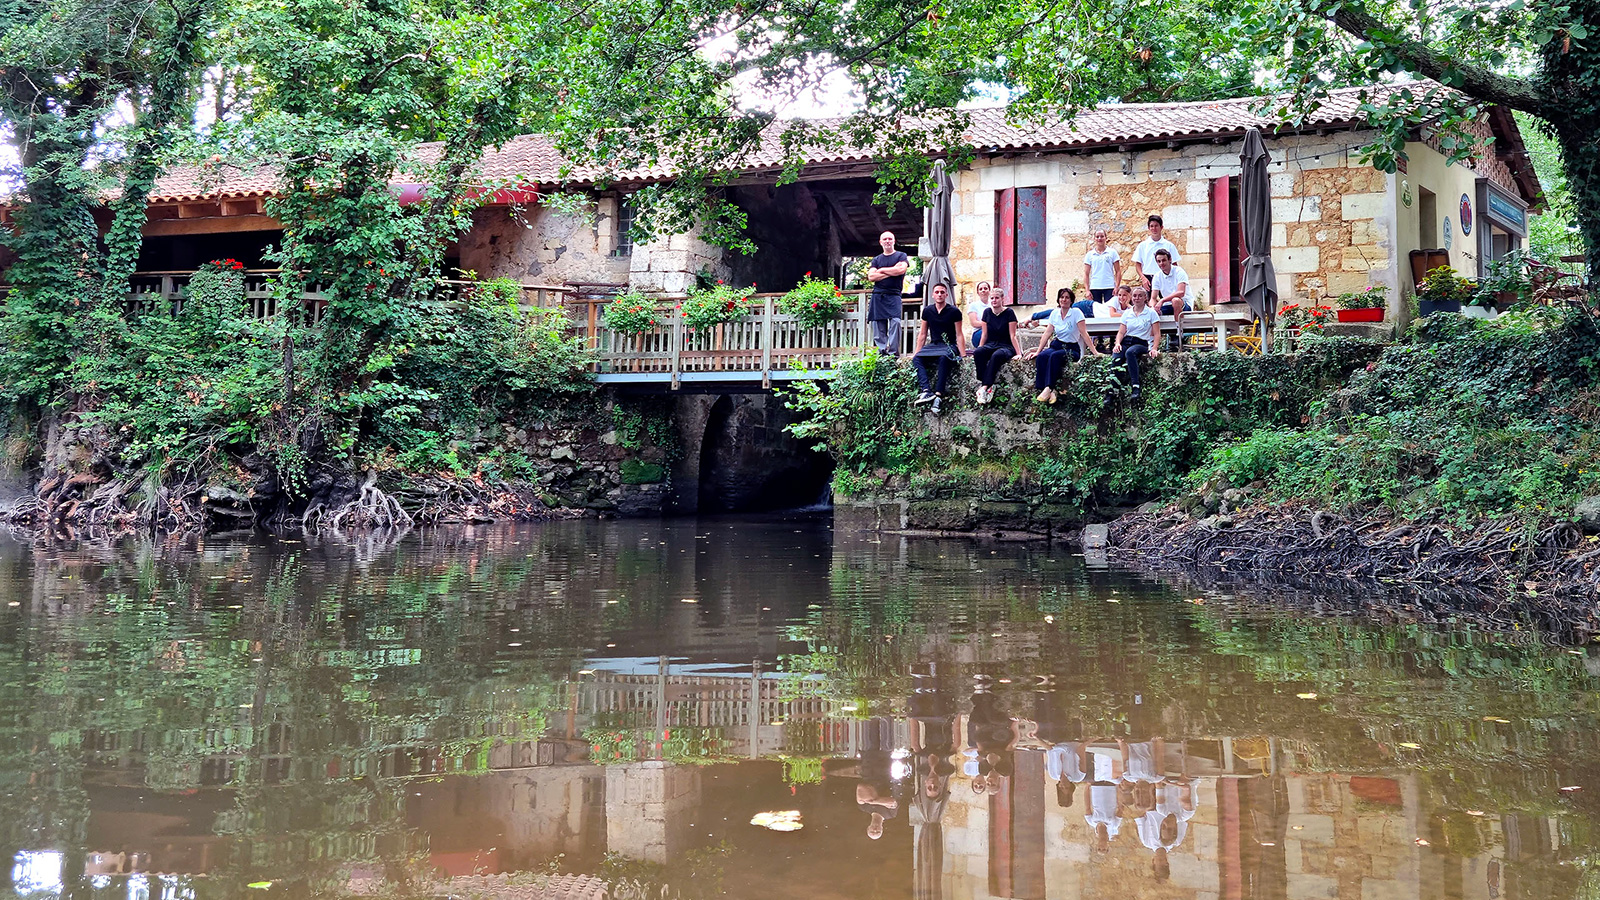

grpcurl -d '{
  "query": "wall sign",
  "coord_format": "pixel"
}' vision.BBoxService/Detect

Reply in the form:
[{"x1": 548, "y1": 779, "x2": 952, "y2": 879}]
[
  {"x1": 1486, "y1": 189, "x2": 1528, "y2": 235},
  {"x1": 1443, "y1": 216, "x2": 1453, "y2": 252},
  {"x1": 1459, "y1": 193, "x2": 1473, "y2": 236},
  {"x1": 1401, "y1": 180, "x2": 1413, "y2": 208}
]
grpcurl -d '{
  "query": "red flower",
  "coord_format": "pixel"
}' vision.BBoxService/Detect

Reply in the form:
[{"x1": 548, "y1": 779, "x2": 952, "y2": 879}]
[{"x1": 805, "y1": 271, "x2": 812, "y2": 277}]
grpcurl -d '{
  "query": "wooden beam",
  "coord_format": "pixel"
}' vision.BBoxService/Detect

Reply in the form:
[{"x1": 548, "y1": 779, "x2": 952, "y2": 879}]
[
  {"x1": 220, "y1": 197, "x2": 263, "y2": 216},
  {"x1": 177, "y1": 202, "x2": 221, "y2": 219},
  {"x1": 142, "y1": 215, "x2": 283, "y2": 236}
]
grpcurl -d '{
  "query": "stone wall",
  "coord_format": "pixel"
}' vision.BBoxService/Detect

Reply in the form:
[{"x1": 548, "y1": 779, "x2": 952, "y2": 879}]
[
  {"x1": 949, "y1": 132, "x2": 1400, "y2": 315},
  {"x1": 457, "y1": 199, "x2": 630, "y2": 286},
  {"x1": 494, "y1": 398, "x2": 672, "y2": 517},
  {"x1": 629, "y1": 224, "x2": 732, "y2": 294}
]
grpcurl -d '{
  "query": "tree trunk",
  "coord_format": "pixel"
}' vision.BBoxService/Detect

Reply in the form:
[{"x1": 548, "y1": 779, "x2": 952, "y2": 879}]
[{"x1": 1536, "y1": 2, "x2": 1600, "y2": 283}]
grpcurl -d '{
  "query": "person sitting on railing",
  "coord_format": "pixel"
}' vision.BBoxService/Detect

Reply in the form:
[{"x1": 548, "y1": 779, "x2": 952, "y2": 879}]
[
  {"x1": 1149, "y1": 249, "x2": 1191, "y2": 349},
  {"x1": 912, "y1": 283, "x2": 967, "y2": 415},
  {"x1": 1022, "y1": 287, "x2": 1100, "y2": 404},
  {"x1": 973, "y1": 290, "x2": 1019, "y2": 405},
  {"x1": 1112, "y1": 286, "x2": 1161, "y2": 401},
  {"x1": 866, "y1": 231, "x2": 910, "y2": 357}
]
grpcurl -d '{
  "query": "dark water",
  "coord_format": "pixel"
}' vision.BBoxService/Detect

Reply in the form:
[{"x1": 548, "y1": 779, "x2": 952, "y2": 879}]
[{"x1": 3, "y1": 516, "x2": 1600, "y2": 900}]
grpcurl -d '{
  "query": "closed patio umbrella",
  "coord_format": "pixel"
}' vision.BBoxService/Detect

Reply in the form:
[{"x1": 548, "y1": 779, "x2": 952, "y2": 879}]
[
  {"x1": 923, "y1": 160, "x2": 956, "y2": 295},
  {"x1": 1238, "y1": 127, "x2": 1278, "y2": 350}
]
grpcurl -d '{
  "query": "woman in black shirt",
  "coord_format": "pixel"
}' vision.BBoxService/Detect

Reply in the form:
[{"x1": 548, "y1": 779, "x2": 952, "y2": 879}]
[{"x1": 973, "y1": 294, "x2": 1018, "y2": 404}]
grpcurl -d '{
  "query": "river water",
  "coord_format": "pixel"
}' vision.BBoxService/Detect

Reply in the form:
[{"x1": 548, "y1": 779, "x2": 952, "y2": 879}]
[{"x1": 2, "y1": 515, "x2": 1599, "y2": 900}]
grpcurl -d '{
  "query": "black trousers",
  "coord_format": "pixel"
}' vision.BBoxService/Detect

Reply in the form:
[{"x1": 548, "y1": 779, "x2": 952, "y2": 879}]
[
  {"x1": 1114, "y1": 336, "x2": 1151, "y2": 387},
  {"x1": 974, "y1": 344, "x2": 1016, "y2": 386},
  {"x1": 913, "y1": 345, "x2": 958, "y2": 394},
  {"x1": 1033, "y1": 340, "x2": 1081, "y2": 389}
]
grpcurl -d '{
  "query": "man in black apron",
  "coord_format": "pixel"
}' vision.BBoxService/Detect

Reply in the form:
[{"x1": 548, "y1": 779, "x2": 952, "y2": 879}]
[{"x1": 866, "y1": 230, "x2": 909, "y2": 356}]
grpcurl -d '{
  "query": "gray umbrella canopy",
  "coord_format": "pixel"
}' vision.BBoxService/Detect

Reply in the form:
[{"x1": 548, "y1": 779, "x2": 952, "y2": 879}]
[
  {"x1": 1238, "y1": 128, "x2": 1279, "y2": 337},
  {"x1": 923, "y1": 160, "x2": 956, "y2": 295}
]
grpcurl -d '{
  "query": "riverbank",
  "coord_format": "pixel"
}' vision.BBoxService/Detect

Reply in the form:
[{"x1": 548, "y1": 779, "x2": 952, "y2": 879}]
[{"x1": 802, "y1": 306, "x2": 1600, "y2": 628}]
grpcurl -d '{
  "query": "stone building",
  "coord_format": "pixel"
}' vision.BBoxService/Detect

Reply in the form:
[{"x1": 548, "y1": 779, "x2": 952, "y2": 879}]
[{"x1": 124, "y1": 83, "x2": 1540, "y2": 324}]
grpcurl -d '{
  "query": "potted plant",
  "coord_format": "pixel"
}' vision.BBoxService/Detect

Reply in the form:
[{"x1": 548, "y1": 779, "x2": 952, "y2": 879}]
[
  {"x1": 600, "y1": 292, "x2": 662, "y2": 336},
  {"x1": 778, "y1": 273, "x2": 845, "y2": 328},
  {"x1": 1334, "y1": 285, "x2": 1387, "y2": 323},
  {"x1": 1417, "y1": 266, "x2": 1473, "y2": 316},
  {"x1": 681, "y1": 281, "x2": 756, "y2": 331},
  {"x1": 1278, "y1": 301, "x2": 1335, "y2": 335},
  {"x1": 1475, "y1": 250, "x2": 1535, "y2": 312}
]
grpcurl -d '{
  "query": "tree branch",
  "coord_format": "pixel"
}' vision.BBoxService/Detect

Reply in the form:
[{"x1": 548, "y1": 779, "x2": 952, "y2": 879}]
[{"x1": 1325, "y1": 3, "x2": 1548, "y2": 117}]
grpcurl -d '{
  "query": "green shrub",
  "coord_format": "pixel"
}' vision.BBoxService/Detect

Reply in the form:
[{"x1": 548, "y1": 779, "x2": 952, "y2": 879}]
[{"x1": 778, "y1": 277, "x2": 845, "y2": 328}]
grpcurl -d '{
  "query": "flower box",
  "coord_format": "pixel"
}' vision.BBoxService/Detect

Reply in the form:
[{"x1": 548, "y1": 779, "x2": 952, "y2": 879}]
[{"x1": 1335, "y1": 307, "x2": 1384, "y2": 323}]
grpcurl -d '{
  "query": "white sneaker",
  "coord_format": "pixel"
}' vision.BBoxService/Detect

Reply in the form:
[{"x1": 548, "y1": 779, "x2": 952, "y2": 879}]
[
  {"x1": 976, "y1": 385, "x2": 986, "y2": 403},
  {"x1": 913, "y1": 390, "x2": 935, "y2": 406}
]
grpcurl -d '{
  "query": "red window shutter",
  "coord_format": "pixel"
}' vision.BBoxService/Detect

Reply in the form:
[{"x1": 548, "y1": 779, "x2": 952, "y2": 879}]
[
  {"x1": 995, "y1": 188, "x2": 1016, "y2": 301},
  {"x1": 1016, "y1": 187, "x2": 1047, "y2": 306},
  {"x1": 1211, "y1": 176, "x2": 1233, "y2": 304}
]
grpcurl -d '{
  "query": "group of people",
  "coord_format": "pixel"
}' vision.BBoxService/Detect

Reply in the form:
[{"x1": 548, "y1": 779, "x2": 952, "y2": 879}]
[
  {"x1": 863, "y1": 216, "x2": 1195, "y2": 411},
  {"x1": 840, "y1": 677, "x2": 1203, "y2": 882}
]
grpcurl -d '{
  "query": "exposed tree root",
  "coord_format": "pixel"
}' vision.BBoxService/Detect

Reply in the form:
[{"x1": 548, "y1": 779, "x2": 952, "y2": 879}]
[{"x1": 1110, "y1": 502, "x2": 1600, "y2": 641}]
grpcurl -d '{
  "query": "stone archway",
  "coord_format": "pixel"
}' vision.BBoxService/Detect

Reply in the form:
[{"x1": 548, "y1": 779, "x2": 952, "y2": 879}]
[{"x1": 667, "y1": 392, "x2": 832, "y2": 515}]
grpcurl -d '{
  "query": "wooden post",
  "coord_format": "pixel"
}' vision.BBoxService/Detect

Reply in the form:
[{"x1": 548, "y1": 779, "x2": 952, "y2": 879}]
[
  {"x1": 671, "y1": 313, "x2": 683, "y2": 391},
  {"x1": 586, "y1": 298, "x2": 599, "y2": 352},
  {"x1": 761, "y1": 296, "x2": 774, "y2": 389},
  {"x1": 856, "y1": 296, "x2": 869, "y2": 349}
]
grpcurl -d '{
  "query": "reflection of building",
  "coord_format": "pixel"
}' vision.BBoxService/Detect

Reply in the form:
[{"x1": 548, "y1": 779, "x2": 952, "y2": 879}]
[{"x1": 932, "y1": 731, "x2": 1567, "y2": 900}]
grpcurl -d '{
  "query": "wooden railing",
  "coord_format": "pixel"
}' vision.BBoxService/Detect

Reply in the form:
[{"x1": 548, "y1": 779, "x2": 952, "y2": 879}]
[
  {"x1": 570, "y1": 290, "x2": 896, "y2": 388},
  {"x1": 1, "y1": 274, "x2": 1261, "y2": 387}
]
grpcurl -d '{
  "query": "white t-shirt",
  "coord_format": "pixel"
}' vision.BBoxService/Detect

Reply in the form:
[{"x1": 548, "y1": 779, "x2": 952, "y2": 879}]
[
  {"x1": 1086, "y1": 784, "x2": 1123, "y2": 839},
  {"x1": 1124, "y1": 741, "x2": 1161, "y2": 783},
  {"x1": 1046, "y1": 743, "x2": 1089, "y2": 783},
  {"x1": 1121, "y1": 306, "x2": 1161, "y2": 342},
  {"x1": 1046, "y1": 306, "x2": 1086, "y2": 343},
  {"x1": 966, "y1": 300, "x2": 987, "y2": 328},
  {"x1": 1093, "y1": 299, "x2": 1123, "y2": 318},
  {"x1": 1133, "y1": 237, "x2": 1181, "y2": 276},
  {"x1": 1084, "y1": 248, "x2": 1121, "y2": 289},
  {"x1": 1150, "y1": 265, "x2": 1191, "y2": 303}
]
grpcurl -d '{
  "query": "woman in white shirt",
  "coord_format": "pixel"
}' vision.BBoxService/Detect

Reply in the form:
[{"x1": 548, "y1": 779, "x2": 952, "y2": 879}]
[
  {"x1": 1112, "y1": 286, "x2": 1161, "y2": 401},
  {"x1": 965, "y1": 281, "x2": 991, "y2": 353},
  {"x1": 1021, "y1": 287, "x2": 1100, "y2": 404},
  {"x1": 1083, "y1": 229, "x2": 1122, "y2": 306}
]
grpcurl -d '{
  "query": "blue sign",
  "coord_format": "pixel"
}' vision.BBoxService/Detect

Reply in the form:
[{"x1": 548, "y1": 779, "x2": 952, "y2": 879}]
[
  {"x1": 1459, "y1": 194, "x2": 1473, "y2": 236},
  {"x1": 1487, "y1": 190, "x2": 1527, "y2": 234},
  {"x1": 1443, "y1": 216, "x2": 1453, "y2": 252}
]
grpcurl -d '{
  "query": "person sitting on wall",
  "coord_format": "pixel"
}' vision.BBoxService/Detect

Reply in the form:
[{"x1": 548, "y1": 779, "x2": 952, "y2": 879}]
[
  {"x1": 1022, "y1": 287, "x2": 1100, "y2": 404},
  {"x1": 1085, "y1": 228, "x2": 1124, "y2": 307},
  {"x1": 1149, "y1": 249, "x2": 1192, "y2": 348},
  {"x1": 866, "y1": 231, "x2": 910, "y2": 357},
  {"x1": 973, "y1": 289, "x2": 1019, "y2": 405},
  {"x1": 1132, "y1": 215, "x2": 1180, "y2": 288},
  {"x1": 1112, "y1": 286, "x2": 1161, "y2": 401},
  {"x1": 1031, "y1": 287, "x2": 1095, "y2": 322},
  {"x1": 912, "y1": 283, "x2": 967, "y2": 415},
  {"x1": 965, "y1": 281, "x2": 992, "y2": 352}
]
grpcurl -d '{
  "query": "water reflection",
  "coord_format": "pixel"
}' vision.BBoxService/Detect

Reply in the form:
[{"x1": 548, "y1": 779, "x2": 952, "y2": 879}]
[{"x1": 0, "y1": 519, "x2": 1597, "y2": 899}]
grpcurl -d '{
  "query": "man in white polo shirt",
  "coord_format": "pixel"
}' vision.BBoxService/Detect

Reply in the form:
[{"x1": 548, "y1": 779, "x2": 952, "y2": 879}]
[
  {"x1": 1149, "y1": 249, "x2": 1191, "y2": 349},
  {"x1": 1132, "y1": 214, "x2": 1181, "y2": 287}
]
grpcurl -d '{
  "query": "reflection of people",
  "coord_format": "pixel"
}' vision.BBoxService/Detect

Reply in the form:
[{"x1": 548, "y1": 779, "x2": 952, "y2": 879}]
[
  {"x1": 1085, "y1": 778, "x2": 1125, "y2": 851},
  {"x1": 867, "y1": 231, "x2": 910, "y2": 356},
  {"x1": 967, "y1": 684, "x2": 1016, "y2": 795},
  {"x1": 857, "y1": 716, "x2": 900, "y2": 839},
  {"x1": 1137, "y1": 778, "x2": 1198, "y2": 882},
  {"x1": 909, "y1": 677, "x2": 954, "y2": 900}
]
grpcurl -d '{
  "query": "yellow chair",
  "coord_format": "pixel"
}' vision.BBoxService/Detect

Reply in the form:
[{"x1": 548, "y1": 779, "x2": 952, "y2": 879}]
[{"x1": 1226, "y1": 319, "x2": 1263, "y2": 355}]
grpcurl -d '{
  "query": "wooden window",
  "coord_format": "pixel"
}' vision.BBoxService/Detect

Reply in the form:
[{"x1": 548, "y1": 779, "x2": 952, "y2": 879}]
[{"x1": 613, "y1": 195, "x2": 637, "y2": 257}]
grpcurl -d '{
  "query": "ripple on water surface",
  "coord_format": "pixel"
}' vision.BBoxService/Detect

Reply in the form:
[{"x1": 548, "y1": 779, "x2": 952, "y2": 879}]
[{"x1": 2, "y1": 516, "x2": 1599, "y2": 899}]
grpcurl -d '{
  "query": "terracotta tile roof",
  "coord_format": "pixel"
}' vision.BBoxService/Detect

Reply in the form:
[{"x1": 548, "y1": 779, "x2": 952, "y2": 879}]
[{"x1": 145, "y1": 84, "x2": 1392, "y2": 203}]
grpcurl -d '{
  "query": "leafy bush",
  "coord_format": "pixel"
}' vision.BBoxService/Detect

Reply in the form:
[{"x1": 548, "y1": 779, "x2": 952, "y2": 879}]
[
  {"x1": 601, "y1": 292, "x2": 662, "y2": 335},
  {"x1": 681, "y1": 283, "x2": 755, "y2": 330},
  {"x1": 778, "y1": 276, "x2": 845, "y2": 328},
  {"x1": 1195, "y1": 306, "x2": 1600, "y2": 524},
  {"x1": 785, "y1": 337, "x2": 1382, "y2": 505}
]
